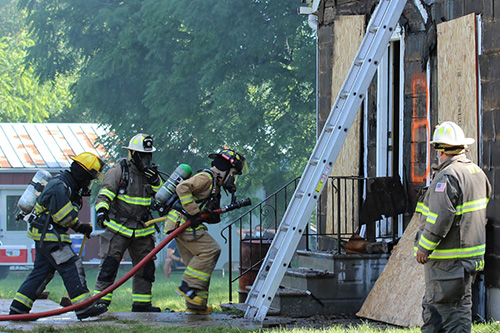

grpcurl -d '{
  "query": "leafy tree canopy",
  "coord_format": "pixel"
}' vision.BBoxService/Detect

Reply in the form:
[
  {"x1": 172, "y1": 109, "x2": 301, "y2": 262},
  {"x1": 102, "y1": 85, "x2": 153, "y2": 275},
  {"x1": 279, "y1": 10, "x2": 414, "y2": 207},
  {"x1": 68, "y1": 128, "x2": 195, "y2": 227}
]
[
  {"x1": 0, "y1": 0, "x2": 74, "y2": 123},
  {"x1": 0, "y1": 31, "x2": 74, "y2": 122},
  {"x1": 20, "y1": 0, "x2": 316, "y2": 194}
]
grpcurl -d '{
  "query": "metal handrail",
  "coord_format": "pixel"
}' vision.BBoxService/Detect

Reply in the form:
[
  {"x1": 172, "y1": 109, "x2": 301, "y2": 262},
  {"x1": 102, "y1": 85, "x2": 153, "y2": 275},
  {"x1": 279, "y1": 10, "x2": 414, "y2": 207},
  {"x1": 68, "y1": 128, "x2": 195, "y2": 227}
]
[
  {"x1": 222, "y1": 175, "x2": 405, "y2": 303},
  {"x1": 221, "y1": 177, "x2": 300, "y2": 303},
  {"x1": 220, "y1": 177, "x2": 301, "y2": 240}
]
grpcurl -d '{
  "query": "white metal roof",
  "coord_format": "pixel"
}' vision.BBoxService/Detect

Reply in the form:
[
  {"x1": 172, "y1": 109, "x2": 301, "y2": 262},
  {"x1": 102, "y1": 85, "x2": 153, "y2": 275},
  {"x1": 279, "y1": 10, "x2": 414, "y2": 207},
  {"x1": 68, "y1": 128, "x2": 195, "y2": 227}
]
[{"x1": 0, "y1": 123, "x2": 107, "y2": 169}]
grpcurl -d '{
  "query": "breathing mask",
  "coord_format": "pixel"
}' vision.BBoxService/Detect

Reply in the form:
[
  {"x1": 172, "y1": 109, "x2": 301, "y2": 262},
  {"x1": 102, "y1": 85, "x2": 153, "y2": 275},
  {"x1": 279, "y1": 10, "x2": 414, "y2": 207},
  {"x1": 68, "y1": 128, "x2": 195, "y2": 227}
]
[{"x1": 131, "y1": 151, "x2": 153, "y2": 171}]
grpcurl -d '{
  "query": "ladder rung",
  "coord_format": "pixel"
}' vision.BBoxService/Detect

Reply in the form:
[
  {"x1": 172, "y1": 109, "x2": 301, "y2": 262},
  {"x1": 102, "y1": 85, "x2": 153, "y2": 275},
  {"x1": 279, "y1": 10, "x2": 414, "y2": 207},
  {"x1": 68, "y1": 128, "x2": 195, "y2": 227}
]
[
  {"x1": 295, "y1": 192, "x2": 304, "y2": 198},
  {"x1": 279, "y1": 225, "x2": 289, "y2": 232},
  {"x1": 324, "y1": 126, "x2": 334, "y2": 132},
  {"x1": 354, "y1": 59, "x2": 364, "y2": 66},
  {"x1": 339, "y1": 92, "x2": 349, "y2": 99},
  {"x1": 310, "y1": 159, "x2": 319, "y2": 165},
  {"x1": 369, "y1": 26, "x2": 379, "y2": 33}
]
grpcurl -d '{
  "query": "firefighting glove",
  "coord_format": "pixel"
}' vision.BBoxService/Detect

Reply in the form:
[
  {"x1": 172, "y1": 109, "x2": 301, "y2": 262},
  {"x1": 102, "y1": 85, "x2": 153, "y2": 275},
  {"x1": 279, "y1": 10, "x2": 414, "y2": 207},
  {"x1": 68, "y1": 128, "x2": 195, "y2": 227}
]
[
  {"x1": 205, "y1": 211, "x2": 221, "y2": 224},
  {"x1": 144, "y1": 165, "x2": 160, "y2": 186},
  {"x1": 188, "y1": 212, "x2": 203, "y2": 228},
  {"x1": 73, "y1": 221, "x2": 93, "y2": 238},
  {"x1": 96, "y1": 208, "x2": 109, "y2": 229}
]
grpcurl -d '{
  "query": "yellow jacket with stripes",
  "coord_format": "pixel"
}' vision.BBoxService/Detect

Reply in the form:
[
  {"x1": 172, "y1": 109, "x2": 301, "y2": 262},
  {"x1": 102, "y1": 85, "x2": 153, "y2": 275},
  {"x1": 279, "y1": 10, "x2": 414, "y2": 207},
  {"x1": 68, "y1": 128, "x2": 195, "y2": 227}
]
[
  {"x1": 95, "y1": 159, "x2": 162, "y2": 238},
  {"x1": 415, "y1": 154, "x2": 491, "y2": 269},
  {"x1": 163, "y1": 167, "x2": 221, "y2": 233}
]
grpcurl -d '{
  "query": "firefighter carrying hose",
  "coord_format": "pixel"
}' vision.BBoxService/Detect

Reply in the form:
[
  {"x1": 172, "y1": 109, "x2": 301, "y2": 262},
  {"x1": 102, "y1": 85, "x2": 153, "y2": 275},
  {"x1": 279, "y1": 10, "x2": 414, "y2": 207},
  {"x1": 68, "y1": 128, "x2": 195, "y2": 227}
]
[
  {"x1": 164, "y1": 149, "x2": 248, "y2": 314},
  {"x1": 9, "y1": 152, "x2": 107, "y2": 320},
  {"x1": 414, "y1": 121, "x2": 491, "y2": 332},
  {"x1": 93, "y1": 134, "x2": 163, "y2": 312}
]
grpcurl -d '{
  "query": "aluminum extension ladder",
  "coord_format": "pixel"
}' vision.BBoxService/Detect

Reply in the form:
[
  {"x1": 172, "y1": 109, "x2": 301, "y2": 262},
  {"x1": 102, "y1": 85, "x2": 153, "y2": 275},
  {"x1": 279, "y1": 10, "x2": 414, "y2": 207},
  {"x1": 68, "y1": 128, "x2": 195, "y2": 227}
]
[{"x1": 244, "y1": 0, "x2": 409, "y2": 322}]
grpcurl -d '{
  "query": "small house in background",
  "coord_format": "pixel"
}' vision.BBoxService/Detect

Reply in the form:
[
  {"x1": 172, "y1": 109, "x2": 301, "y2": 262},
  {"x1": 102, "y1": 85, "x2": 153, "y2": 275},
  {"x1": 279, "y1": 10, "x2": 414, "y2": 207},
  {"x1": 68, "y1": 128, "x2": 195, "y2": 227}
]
[{"x1": 0, "y1": 123, "x2": 107, "y2": 264}]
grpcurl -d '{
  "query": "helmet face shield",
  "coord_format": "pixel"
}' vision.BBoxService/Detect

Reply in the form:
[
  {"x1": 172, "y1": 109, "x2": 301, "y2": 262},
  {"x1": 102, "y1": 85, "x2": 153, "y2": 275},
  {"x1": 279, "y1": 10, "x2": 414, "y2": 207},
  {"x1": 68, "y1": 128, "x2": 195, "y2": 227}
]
[
  {"x1": 239, "y1": 160, "x2": 249, "y2": 175},
  {"x1": 223, "y1": 168, "x2": 239, "y2": 193}
]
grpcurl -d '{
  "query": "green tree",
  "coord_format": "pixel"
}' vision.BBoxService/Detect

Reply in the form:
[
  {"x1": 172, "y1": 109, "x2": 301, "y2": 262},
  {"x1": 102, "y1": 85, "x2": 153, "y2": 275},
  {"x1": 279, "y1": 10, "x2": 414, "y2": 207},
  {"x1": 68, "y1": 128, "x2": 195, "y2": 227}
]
[
  {"x1": 0, "y1": 0, "x2": 24, "y2": 37},
  {"x1": 20, "y1": 0, "x2": 316, "y2": 194},
  {"x1": 0, "y1": 31, "x2": 74, "y2": 122}
]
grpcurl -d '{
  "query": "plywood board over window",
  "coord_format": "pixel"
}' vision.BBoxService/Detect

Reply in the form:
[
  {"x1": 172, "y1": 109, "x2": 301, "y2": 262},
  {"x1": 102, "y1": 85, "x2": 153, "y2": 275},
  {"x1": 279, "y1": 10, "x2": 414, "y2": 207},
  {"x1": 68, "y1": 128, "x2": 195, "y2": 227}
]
[
  {"x1": 326, "y1": 15, "x2": 364, "y2": 237},
  {"x1": 437, "y1": 13, "x2": 478, "y2": 163}
]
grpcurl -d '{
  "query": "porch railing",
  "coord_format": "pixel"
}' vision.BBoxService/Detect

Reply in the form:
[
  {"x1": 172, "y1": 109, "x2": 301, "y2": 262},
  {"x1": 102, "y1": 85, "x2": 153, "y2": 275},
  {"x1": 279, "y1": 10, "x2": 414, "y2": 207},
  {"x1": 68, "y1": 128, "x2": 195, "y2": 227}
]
[
  {"x1": 220, "y1": 177, "x2": 300, "y2": 303},
  {"x1": 221, "y1": 175, "x2": 404, "y2": 303}
]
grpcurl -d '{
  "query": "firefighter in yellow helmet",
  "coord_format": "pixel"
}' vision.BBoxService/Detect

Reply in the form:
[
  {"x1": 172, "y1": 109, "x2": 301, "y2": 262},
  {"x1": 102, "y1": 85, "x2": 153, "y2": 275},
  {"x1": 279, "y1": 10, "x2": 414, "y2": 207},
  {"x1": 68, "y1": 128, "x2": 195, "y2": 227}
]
[
  {"x1": 10, "y1": 152, "x2": 107, "y2": 320},
  {"x1": 93, "y1": 134, "x2": 163, "y2": 312},
  {"x1": 414, "y1": 122, "x2": 491, "y2": 332},
  {"x1": 164, "y1": 149, "x2": 247, "y2": 314}
]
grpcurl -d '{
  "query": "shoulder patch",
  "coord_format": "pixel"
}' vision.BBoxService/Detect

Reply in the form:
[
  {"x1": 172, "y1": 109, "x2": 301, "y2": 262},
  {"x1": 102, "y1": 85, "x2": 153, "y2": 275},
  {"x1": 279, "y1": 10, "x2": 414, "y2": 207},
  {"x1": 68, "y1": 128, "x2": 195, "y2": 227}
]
[{"x1": 435, "y1": 182, "x2": 447, "y2": 192}]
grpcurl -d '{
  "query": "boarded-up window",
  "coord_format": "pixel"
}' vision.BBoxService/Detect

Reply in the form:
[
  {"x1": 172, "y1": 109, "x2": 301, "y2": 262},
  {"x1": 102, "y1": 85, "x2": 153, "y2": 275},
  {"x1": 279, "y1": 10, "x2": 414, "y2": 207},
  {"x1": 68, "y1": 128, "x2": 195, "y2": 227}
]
[
  {"x1": 437, "y1": 13, "x2": 478, "y2": 162},
  {"x1": 326, "y1": 15, "x2": 365, "y2": 236}
]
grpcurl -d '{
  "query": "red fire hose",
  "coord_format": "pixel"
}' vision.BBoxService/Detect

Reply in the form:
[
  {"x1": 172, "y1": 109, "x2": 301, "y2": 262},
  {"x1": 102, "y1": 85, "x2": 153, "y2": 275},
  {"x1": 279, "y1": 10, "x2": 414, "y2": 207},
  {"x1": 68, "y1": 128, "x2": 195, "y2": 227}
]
[
  {"x1": 0, "y1": 198, "x2": 250, "y2": 321},
  {"x1": 0, "y1": 222, "x2": 190, "y2": 321}
]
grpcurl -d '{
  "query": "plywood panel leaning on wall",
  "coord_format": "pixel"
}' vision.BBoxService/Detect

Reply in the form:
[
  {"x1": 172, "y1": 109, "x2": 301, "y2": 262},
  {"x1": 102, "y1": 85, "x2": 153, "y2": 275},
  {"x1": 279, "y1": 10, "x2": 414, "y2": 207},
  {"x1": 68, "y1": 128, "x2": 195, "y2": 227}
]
[{"x1": 357, "y1": 209, "x2": 425, "y2": 327}]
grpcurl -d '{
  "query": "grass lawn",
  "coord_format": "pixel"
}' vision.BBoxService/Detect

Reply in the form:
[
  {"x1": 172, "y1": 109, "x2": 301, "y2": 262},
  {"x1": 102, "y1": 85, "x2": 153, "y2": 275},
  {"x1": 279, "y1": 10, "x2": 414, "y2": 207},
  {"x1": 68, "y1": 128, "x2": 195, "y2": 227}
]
[
  {"x1": 1, "y1": 266, "x2": 499, "y2": 332},
  {"x1": 0, "y1": 265, "x2": 238, "y2": 313}
]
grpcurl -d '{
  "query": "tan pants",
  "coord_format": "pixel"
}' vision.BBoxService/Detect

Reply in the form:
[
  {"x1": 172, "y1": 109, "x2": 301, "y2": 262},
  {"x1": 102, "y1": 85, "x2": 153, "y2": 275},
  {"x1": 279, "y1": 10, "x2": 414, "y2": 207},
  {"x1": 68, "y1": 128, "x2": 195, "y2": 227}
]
[{"x1": 176, "y1": 227, "x2": 221, "y2": 307}]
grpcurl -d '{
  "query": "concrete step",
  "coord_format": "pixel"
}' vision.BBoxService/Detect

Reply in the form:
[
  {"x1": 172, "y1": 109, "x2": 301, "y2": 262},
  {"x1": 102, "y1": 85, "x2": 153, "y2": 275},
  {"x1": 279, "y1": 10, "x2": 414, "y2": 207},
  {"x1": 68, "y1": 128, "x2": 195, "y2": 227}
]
[
  {"x1": 272, "y1": 252, "x2": 390, "y2": 317},
  {"x1": 271, "y1": 285, "x2": 362, "y2": 316},
  {"x1": 220, "y1": 302, "x2": 280, "y2": 316},
  {"x1": 296, "y1": 250, "x2": 389, "y2": 273}
]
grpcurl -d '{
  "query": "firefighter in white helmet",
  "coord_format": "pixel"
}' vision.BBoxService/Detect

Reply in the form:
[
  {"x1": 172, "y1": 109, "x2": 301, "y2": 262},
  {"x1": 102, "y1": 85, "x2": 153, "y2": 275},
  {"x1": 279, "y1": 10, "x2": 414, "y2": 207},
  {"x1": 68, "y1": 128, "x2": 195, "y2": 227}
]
[
  {"x1": 164, "y1": 149, "x2": 248, "y2": 314},
  {"x1": 414, "y1": 121, "x2": 491, "y2": 332},
  {"x1": 10, "y1": 152, "x2": 107, "y2": 320},
  {"x1": 93, "y1": 134, "x2": 163, "y2": 312}
]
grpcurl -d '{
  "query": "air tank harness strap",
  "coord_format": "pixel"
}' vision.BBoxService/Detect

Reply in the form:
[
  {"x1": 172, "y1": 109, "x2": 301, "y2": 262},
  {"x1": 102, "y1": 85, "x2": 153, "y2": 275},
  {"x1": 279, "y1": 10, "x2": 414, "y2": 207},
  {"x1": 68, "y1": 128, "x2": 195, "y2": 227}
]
[{"x1": 191, "y1": 168, "x2": 217, "y2": 240}]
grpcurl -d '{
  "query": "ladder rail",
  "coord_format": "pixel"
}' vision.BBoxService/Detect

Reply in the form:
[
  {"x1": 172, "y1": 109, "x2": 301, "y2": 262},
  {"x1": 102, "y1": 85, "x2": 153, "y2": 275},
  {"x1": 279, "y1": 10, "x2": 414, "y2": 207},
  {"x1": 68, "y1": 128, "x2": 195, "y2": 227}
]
[{"x1": 244, "y1": 0, "x2": 408, "y2": 322}]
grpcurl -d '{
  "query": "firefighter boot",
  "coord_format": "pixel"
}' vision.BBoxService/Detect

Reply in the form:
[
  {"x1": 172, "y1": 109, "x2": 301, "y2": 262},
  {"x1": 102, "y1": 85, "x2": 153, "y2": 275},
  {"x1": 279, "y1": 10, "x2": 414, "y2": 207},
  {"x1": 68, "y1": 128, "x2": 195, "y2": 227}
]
[
  {"x1": 9, "y1": 308, "x2": 36, "y2": 321},
  {"x1": 176, "y1": 281, "x2": 204, "y2": 306},
  {"x1": 186, "y1": 305, "x2": 213, "y2": 314},
  {"x1": 131, "y1": 304, "x2": 162, "y2": 312},
  {"x1": 76, "y1": 303, "x2": 108, "y2": 320}
]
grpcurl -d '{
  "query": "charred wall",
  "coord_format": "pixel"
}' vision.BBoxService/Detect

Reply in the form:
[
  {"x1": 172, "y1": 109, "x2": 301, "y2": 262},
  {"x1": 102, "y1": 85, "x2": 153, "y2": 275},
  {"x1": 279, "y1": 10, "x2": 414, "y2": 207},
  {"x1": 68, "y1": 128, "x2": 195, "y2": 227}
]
[{"x1": 317, "y1": 0, "x2": 500, "y2": 288}]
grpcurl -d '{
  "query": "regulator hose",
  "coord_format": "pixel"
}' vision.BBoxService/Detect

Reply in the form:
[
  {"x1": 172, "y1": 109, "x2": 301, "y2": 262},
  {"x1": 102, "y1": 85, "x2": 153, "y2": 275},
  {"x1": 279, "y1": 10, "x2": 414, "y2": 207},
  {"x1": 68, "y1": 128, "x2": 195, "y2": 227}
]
[{"x1": 0, "y1": 222, "x2": 190, "y2": 322}]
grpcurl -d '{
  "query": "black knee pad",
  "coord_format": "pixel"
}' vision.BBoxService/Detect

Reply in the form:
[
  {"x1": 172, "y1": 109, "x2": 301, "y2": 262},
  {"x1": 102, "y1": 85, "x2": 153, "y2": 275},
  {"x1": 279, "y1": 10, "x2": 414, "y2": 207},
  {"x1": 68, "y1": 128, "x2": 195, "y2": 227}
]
[{"x1": 98, "y1": 257, "x2": 120, "y2": 282}]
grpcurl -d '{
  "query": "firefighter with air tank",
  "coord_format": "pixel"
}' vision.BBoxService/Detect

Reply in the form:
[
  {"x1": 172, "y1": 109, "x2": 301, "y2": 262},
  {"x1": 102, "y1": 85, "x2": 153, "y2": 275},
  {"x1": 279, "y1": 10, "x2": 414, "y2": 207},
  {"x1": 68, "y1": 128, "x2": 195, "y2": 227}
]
[
  {"x1": 163, "y1": 149, "x2": 248, "y2": 314},
  {"x1": 93, "y1": 133, "x2": 164, "y2": 312},
  {"x1": 10, "y1": 152, "x2": 107, "y2": 320}
]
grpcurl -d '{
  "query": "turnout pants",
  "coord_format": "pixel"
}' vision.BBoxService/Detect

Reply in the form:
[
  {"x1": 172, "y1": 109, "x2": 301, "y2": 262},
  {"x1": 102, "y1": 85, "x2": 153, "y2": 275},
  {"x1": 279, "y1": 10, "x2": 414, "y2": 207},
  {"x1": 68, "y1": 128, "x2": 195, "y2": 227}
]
[
  {"x1": 10, "y1": 241, "x2": 93, "y2": 317},
  {"x1": 422, "y1": 259, "x2": 475, "y2": 333},
  {"x1": 176, "y1": 228, "x2": 221, "y2": 308},
  {"x1": 94, "y1": 230, "x2": 156, "y2": 307}
]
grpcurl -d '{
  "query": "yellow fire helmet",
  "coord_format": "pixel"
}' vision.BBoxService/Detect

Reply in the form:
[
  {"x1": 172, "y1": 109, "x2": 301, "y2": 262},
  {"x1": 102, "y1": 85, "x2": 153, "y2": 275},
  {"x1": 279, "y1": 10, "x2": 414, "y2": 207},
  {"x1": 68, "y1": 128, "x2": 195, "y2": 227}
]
[{"x1": 70, "y1": 152, "x2": 105, "y2": 179}]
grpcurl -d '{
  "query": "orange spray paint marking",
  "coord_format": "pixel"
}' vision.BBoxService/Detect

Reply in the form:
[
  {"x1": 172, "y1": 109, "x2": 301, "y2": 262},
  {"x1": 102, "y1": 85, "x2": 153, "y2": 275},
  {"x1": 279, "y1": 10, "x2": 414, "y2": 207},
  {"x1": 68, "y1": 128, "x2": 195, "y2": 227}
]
[{"x1": 410, "y1": 73, "x2": 430, "y2": 184}]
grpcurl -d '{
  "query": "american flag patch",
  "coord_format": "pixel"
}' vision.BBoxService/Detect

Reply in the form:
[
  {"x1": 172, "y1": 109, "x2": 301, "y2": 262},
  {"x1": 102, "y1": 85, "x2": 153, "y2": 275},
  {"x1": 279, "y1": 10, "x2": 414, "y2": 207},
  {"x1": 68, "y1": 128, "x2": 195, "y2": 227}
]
[{"x1": 435, "y1": 182, "x2": 447, "y2": 192}]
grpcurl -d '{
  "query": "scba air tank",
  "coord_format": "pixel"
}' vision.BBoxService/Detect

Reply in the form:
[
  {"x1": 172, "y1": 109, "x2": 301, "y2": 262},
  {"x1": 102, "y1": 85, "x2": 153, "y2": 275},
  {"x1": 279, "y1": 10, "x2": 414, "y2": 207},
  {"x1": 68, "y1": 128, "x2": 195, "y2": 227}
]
[
  {"x1": 155, "y1": 164, "x2": 192, "y2": 204},
  {"x1": 17, "y1": 170, "x2": 52, "y2": 214}
]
